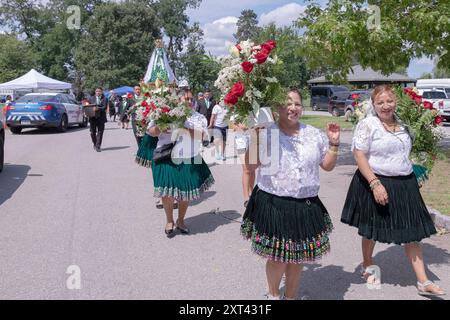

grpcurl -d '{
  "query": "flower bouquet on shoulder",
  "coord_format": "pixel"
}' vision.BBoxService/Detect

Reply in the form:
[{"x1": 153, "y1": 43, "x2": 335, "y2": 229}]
[
  {"x1": 214, "y1": 39, "x2": 285, "y2": 128},
  {"x1": 132, "y1": 79, "x2": 193, "y2": 136},
  {"x1": 351, "y1": 86, "x2": 445, "y2": 186}
]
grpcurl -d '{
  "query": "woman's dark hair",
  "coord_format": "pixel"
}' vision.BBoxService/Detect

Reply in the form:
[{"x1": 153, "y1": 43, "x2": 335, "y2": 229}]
[
  {"x1": 288, "y1": 87, "x2": 302, "y2": 101},
  {"x1": 95, "y1": 87, "x2": 103, "y2": 91}
]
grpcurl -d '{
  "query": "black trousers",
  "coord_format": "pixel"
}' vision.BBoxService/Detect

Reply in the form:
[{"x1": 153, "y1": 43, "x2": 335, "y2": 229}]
[
  {"x1": 131, "y1": 115, "x2": 142, "y2": 147},
  {"x1": 89, "y1": 118, "x2": 105, "y2": 148}
]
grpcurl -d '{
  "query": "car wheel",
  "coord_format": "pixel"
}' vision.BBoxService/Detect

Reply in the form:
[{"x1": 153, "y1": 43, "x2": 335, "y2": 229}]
[
  {"x1": 0, "y1": 133, "x2": 4, "y2": 173},
  {"x1": 79, "y1": 116, "x2": 88, "y2": 128},
  {"x1": 57, "y1": 114, "x2": 68, "y2": 133},
  {"x1": 332, "y1": 108, "x2": 340, "y2": 117},
  {"x1": 344, "y1": 109, "x2": 353, "y2": 122},
  {"x1": 10, "y1": 127, "x2": 22, "y2": 134}
]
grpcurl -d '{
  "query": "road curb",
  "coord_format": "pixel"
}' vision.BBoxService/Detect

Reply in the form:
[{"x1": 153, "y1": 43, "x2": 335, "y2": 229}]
[{"x1": 428, "y1": 206, "x2": 450, "y2": 231}]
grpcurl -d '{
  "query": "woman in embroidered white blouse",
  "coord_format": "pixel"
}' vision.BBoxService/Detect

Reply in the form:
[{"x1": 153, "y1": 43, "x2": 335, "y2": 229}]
[
  {"x1": 341, "y1": 85, "x2": 444, "y2": 296},
  {"x1": 240, "y1": 88, "x2": 340, "y2": 300}
]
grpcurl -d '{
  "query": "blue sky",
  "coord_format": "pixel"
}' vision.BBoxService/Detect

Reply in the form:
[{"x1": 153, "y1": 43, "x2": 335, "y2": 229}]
[{"x1": 186, "y1": 0, "x2": 435, "y2": 79}]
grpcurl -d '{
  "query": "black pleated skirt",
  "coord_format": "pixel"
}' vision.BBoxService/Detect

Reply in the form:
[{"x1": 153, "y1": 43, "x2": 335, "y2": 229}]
[
  {"x1": 341, "y1": 170, "x2": 437, "y2": 245},
  {"x1": 240, "y1": 185, "x2": 333, "y2": 264}
]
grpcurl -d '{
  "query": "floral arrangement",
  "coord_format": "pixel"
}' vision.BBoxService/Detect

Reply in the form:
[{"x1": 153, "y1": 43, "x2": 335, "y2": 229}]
[
  {"x1": 351, "y1": 86, "x2": 445, "y2": 185},
  {"x1": 132, "y1": 79, "x2": 192, "y2": 135},
  {"x1": 214, "y1": 39, "x2": 285, "y2": 125}
]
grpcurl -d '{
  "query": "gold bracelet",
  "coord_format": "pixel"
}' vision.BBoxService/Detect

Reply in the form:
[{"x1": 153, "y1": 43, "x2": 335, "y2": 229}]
[{"x1": 328, "y1": 149, "x2": 338, "y2": 155}]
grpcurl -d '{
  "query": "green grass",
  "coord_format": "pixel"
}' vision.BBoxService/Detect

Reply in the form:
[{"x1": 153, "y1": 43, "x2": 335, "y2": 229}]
[
  {"x1": 300, "y1": 115, "x2": 354, "y2": 130},
  {"x1": 421, "y1": 150, "x2": 450, "y2": 216}
]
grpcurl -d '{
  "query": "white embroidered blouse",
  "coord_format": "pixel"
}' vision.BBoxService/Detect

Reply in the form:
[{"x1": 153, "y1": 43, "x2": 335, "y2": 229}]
[
  {"x1": 352, "y1": 115, "x2": 413, "y2": 176},
  {"x1": 148, "y1": 111, "x2": 208, "y2": 159},
  {"x1": 257, "y1": 123, "x2": 329, "y2": 199}
]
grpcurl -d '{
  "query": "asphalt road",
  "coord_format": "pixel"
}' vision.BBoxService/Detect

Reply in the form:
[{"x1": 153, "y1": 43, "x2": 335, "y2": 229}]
[{"x1": 0, "y1": 121, "x2": 449, "y2": 300}]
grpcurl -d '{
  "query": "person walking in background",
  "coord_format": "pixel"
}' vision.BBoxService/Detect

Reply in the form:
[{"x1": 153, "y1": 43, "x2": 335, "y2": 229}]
[
  {"x1": 108, "y1": 91, "x2": 119, "y2": 122},
  {"x1": 341, "y1": 85, "x2": 445, "y2": 296},
  {"x1": 208, "y1": 100, "x2": 228, "y2": 161},
  {"x1": 88, "y1": 87, "x2": 108, "y2": 152},
  {"x1": 130, "y1": 85, "x2": 143, "y2": 146},
  {"x1": 120, "y1": 93, "x2": 132, "y2": 130}
]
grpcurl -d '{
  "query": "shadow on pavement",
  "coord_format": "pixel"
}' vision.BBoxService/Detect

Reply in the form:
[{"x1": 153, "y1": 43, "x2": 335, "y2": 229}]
[
  {"x1": 101, "y1": 146, "x2": 130, "y2": 152},
  {"x1": 190, "y1": 191, "x2": 216, "y2": 206},
  {"x1": 16, "y1": 126, "x2": 88, "y2": 135},
  {"x1": 184, "y1": 210, "x2": 241, "y2": 235},
  {"x1": 372, "y1": 242, "x2": 450, "y2": 288},
  {"x1": 294, "y1": 264, "x2": 354, "y2": 300},
  {"x1": 0, "y1": 164, "x2": 31, "y2": 207}
]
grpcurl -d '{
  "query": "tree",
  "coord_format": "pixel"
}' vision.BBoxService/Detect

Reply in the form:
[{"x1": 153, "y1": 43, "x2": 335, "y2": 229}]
[
  {"x1": 297, "y1": 0, "x2": 450, "y2": 82},
  {"x1": 234, "y1": 9, "x2": 261, "y2": 42},
  {"x1": 254, "y1": 23, "x2": 310, "y2": 89},
  {"x1": 74, "y1": 0, "x2": 161, "y2": 90},
  {"x1": 0, "y1": 34, "x2": 38, "y2": 83},
  {"x1": 154, "y1": 0, "x2": 201, "y2": 73},
  {"x1": 178, "y1": 23, "x2": 221, "y2": 93}
]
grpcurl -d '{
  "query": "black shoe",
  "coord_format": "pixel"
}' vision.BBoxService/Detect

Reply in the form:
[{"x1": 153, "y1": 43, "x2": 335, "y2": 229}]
[
  {"x1": 96, "y1": 147, "x2": 101, "y2": 152},
  {"x1": 165, "y1": 223, "x2": 176, "y2": 238},
  {"x1": 176, "y1": 225, "x2": 189, "y2": 234}
]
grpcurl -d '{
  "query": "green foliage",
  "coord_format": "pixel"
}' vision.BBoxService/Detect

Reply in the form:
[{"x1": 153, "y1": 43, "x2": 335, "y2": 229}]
[
  {"x1": 254, "y1": 23, "x2": 310, "y2": 89},
  {"x1": 178, "y1": 23, "x2": 221, "y2": 93},
  {"x1": 234, "y1": 9, "x2": 261, "y2": 42},
  {"x1": 297, "y1": 0, "x2": 450, "y2": 82},
  {"x1": 74, "y1": 0, "x2": 161, "y2": 90},
  {"x1": 0, "y1": 34, "x2": 38, "y2": 83}
]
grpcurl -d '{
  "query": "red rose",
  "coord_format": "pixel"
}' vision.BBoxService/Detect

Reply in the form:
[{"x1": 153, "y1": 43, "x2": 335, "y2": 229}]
[
  {"x1": 260, "y1": 43, "x2": 273, "y2": 53},
  {"x1": 230, "y1": 81, "x2": 245, "y2": 97},
  {"x1": 241, "y1": 61, "x2": 254, "y2": 73},
  {"x1": 150, "y1": 102, "x2": 156, "y2": 111},
  {"x1": 141, "y1": 100, "x2": 148, "y2": 107},
  {"x1": 161, "y1": 106, "x2": 170, "y2": 113},
  {"x1": 404, "y1": 87, "x2": 413, "y2": 94},
  {"x1": 127, "y1": 93, "x2": 133, "y2": 99},
  {"x1": 414, "y1": 95, "x2": 422, "y2": 105},
  {"x1": 144, "y1": 92, "x2": 150, "y2": 97},
  {"x1": 236, "y1": 44, "x2": 242, "y2": 51},
  {"x1": 266, "y1": 40, "x2": 276, "y2": 49},
  {"x1": 434, "y1": 115, "x2": 443, "y2": 125},
  {"x1": 423, "y1": 101, "x2": 433, "y2": 110},
  {"x1": 254, "y1": 49, "x2": 269, "y2": 64},
  {"x1": 351, "y1": 93, "x2": 360, "y2": 100},
  {"x1": 224, "y1": 93, "x2": 238, "y2": 105}
]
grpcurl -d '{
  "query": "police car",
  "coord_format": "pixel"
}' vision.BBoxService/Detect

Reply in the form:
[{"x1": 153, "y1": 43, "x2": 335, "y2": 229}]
[{"x1": 5, "y1": 93, "x2": 88, "y2": 134}]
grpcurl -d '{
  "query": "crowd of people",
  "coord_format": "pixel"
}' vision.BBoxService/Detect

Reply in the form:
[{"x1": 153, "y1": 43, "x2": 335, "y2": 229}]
[{"x1": 82, "y1": 82, "x2": 445, "y2": 299}]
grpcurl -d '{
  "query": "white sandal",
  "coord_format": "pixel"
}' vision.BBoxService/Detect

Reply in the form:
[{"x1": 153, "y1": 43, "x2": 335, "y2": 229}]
[
  {"x1": 360, "y1": 265, "x2": 381, "y2": 285},
  {"x1": 417, "y1": 280, "x2": 445, "y2": 296}
]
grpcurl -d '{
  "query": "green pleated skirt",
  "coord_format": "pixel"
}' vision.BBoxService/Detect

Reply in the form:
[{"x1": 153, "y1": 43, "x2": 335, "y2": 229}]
[
  {"x1": 241, "y1": 186, "x2": 333, "y2": 264},
  {"x1": 341, "y1": 170, "x2": 437, "y2": 245},
  {"x1": 135, "y1": 134, "x2": 158, "y2": 167},
  {"x1": 151, "y1": 155, "x2": 214, "y2": 201}
]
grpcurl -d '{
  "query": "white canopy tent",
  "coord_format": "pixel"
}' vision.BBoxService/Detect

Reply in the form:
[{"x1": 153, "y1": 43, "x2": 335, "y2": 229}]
[{"x1": 0, "y1": 69, "x2": 72, "y2": 90}]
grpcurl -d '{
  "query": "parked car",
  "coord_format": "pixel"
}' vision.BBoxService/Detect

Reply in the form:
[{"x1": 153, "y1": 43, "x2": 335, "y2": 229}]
[
  {"x1": 5, "y1": 93, "x2": 88, "y2": 134},
  {"x1": 417, "y1": 79, "x2": 450, "y2": 98},
  {"x1": 328, "y1": 90, "x2": 371, "y2": 119},
  {"x1": 310, "y1": 85, "x2": 350, "y2": 111},
  {"x1": 421, "y1": 89, "x2": 450, "y2": 122}
]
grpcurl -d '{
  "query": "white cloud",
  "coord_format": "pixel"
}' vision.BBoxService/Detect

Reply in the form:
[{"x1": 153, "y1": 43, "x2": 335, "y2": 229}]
[
  {"x1": 203, "y1": 16, "x2": 238, "y2": 56},
  {"x1": 259, "y1": 3, "x2": 306, "y2": 27}
]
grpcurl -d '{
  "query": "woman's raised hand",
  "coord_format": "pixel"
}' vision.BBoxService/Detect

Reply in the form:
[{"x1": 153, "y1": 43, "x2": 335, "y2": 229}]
[{"x1": 326, "y1": 122, "x2": 341, "y2": 145}]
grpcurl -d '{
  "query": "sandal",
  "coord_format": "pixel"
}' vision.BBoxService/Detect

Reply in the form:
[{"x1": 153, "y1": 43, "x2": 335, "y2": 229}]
[
  {"x1": 164, "y1": 222, "x2": 175, "y2": 238},
  {"x1": 360, "y1": 264, "x2": 381, "y2": 285},
  {"x1": 417, "y1": 280, "x2": 445, "y2": 297},
  {"x1": 176, "y1": 220, "x2": 189, "y2": 234},
  {"x1": 156, "y1": 200, "x2": 163, "y2": 209}
]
